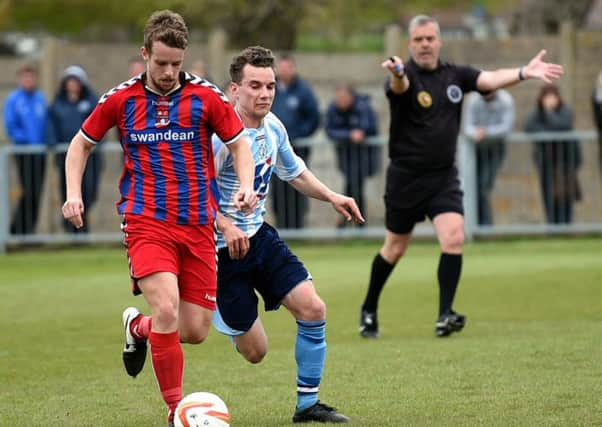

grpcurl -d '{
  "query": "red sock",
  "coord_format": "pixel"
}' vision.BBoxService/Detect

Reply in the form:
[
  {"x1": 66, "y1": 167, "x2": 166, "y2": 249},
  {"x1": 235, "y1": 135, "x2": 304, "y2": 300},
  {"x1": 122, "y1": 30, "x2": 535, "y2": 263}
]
[
  {"x1": 149, "y1": 331, "x2": 183, "y2": 412},
  {"x1": 131, "y1": 315, "x2": 152, "y2": 340}
]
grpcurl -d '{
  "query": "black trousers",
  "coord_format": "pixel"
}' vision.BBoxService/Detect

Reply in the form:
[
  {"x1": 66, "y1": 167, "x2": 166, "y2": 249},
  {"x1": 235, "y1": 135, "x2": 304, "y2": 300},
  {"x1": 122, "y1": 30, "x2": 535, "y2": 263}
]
[
  {"x1": 55, "y1": 151, "x2": 103, "y2": 233},
  {"x1": 475, "y1": 141, "x2": 505, "y2": 226},
  {"x1": 271, "y1": 146, "x2": 310, "y2": 229},
  {"x1": 11, "y1": 153, "x2": 46, "y2": 235}
]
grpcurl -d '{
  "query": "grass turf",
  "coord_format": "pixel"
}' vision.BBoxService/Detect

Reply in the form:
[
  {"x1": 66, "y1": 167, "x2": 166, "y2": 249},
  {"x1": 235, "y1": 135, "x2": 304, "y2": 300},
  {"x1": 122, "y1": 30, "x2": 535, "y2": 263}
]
[{"x1": 0, "y1": 238, "x2": 601, "y2": 426}]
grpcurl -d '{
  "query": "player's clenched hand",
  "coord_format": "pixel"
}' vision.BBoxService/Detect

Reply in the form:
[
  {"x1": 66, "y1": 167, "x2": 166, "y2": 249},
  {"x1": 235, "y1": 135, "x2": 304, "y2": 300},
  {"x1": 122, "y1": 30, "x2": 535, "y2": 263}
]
[
  {"x1": 234, "y1": 186, "x2": 258, "y2": 214},
  {"x1": 223, "y1": 222, "x2": 249, "y2": 259},
  {"x1": 62, "y1": 197, "x2": 85, "y2": 229},
  {"x1": 382, "y1": 55, "x2": 405, "y2": 77},
  {"x1": 330, "y1": 193, "x2": 365, "y2": 225}
]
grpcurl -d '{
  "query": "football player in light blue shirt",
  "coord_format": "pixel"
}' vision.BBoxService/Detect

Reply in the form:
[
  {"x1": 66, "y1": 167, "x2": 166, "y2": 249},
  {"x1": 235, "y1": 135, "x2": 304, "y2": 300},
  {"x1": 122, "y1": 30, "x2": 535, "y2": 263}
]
[{"x1": 212, "y1": 46, "x2": 364, "y2": 424}]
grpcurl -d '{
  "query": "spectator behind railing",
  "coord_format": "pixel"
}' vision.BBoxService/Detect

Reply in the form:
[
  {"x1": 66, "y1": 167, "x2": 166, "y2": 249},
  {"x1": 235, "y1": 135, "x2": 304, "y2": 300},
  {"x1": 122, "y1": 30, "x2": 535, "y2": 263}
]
[
  {"x1": 325, "y1": 83, "x2": 379, "y2": 228},
  {"x1": 525, "y1": 83, "x2": 582, "y2": 224},
  {"x1": 592, "y1": 70, "x2": 602, "y2": 171},
  {"x1": 47, "y1": 65, "x2": 103, "y2": 233},
  {"x1": 271, "y1": 53, "x2": 320, "y2": 229},
  {"x1": 188, "y1": 58, "x2": 212, "y2": 81},
  {"x1": 128, "y1": 55, "x2": 146, "y2": 78},
  {"x1": 3, "y1": 63, "x2": 48, "y2": 235},
  {"x1": 462, "y1": 89, "x2": 515, "y2": 226},
  {"x1": 222, "y1": 81, "x2": 235, "y2": 103}
]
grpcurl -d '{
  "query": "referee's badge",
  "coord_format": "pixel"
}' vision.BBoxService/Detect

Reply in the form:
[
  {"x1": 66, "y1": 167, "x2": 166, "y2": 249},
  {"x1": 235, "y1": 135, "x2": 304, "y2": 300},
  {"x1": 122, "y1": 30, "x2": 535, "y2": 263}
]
[
  {"x1": 447, "y1": 84, "x2": 463, "y2": 103},
  {"x1": 417, "y1": 91, "x2": 432, "y2": 108}
]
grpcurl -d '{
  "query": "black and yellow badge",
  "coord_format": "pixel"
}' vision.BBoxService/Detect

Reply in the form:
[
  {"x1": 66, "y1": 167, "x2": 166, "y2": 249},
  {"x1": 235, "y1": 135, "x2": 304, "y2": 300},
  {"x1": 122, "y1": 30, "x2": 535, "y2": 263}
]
[{"x1": 417, "y1": 91, "x2": 432, "y2": 108}]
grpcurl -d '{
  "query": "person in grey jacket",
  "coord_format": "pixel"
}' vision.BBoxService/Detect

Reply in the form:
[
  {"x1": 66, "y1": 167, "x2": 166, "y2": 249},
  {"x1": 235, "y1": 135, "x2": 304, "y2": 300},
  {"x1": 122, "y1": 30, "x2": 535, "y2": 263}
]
[
  {"x1": 462, "y1": 89, "x2": 515, "y2": 225},
  {"x1": 525, "y1": 84, "x2": 581, "y2": 224},
  {"x1": 47, "y1": 65, "x2": 103, "y2": 233}
]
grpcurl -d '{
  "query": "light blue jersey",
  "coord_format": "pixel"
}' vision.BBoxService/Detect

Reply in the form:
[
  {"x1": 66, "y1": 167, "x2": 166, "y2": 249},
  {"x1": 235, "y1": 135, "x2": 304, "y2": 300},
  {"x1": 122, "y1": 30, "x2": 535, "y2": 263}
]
[{"x1": 213, "y1": 111, "x2": 306, "y2": 248}]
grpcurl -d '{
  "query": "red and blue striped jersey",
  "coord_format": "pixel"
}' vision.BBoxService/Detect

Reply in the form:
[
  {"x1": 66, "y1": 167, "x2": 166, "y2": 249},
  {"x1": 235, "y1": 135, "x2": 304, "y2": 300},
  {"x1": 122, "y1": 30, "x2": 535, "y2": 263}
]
[{"x1": 80, "y1": 72, "x2": 244, "y2": 225}]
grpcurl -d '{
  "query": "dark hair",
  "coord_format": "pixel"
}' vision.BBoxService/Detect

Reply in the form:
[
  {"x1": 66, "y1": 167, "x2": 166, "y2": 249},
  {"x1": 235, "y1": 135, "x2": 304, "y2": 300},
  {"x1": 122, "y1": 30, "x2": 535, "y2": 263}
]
[
  {"x1": 278, "y1": 52, "x2": 295, "y2": 63},
  {"x1": 335, "y1": 83, "x2": 356, "y2": 97},
  {"x1": 18, "y1": 63, "x2": 38, "y2": 75},
  {"x1": 229, "y1": 46, "x2": 275, "y2": 84},
  {"x1": 537, "y1": 83, "x2": 564, "y2": 111},
  {"x1": 143, "y1": 10, "x2": 188, "y2": 54}
]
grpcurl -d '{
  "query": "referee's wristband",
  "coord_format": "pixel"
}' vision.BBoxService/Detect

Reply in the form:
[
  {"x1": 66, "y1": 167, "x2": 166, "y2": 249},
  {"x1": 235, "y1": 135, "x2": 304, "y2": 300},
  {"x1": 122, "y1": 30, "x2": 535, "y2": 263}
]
[{"x1": 518, "y1": 66, "x2": 526, "y2": 81}]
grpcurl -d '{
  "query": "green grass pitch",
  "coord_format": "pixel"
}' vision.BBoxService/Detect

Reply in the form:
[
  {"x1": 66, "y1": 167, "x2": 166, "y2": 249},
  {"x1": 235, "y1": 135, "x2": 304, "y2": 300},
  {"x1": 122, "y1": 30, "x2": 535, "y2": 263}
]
[{"x1": 1, "y1": 238, "x2": 601, "y2": 426}]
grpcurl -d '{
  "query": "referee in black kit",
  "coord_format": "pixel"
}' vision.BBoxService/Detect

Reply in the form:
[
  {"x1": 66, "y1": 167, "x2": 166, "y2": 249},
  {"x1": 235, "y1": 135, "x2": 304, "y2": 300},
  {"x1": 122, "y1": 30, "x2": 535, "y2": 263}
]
[{"x1": 359, "y1": 14, "x2": 563, "y2": 338}]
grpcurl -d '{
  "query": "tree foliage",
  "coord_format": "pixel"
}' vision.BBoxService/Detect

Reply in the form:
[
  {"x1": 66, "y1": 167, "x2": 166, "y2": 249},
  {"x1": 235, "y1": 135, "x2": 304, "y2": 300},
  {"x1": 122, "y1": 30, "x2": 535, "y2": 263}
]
[
  {"x1": 184, "y1": 0, "x2": 307, "y2": 49},
  {"x1": 509, "y1": 0, "x2": 594, "y2": 34},
  {"x1": 2, "y1": 0, "x2": 587, "y2": 50}
]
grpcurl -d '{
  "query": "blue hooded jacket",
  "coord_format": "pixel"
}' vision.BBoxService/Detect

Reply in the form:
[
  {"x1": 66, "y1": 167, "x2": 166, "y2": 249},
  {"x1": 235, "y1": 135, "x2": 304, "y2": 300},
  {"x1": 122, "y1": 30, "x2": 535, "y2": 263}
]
[{"x1": 4, "y1": 83, "x2": 47, "y2": 145}]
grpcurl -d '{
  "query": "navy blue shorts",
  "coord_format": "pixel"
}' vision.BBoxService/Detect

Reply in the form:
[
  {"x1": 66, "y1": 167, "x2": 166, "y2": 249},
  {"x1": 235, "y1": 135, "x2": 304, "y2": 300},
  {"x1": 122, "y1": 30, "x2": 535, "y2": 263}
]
[{"x1": 213, "y1": 222, "x2": 311, "y2": 335}]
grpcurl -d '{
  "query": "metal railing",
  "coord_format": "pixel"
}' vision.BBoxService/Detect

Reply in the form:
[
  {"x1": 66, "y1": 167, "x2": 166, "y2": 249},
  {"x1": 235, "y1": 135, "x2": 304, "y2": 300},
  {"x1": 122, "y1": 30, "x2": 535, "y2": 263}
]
[
  {"x1": 459, "y1": 130, "x2": 601, "y2": 237},
  {"x1": 0, "y1": 130, "x2": 600, "y2": 252}
]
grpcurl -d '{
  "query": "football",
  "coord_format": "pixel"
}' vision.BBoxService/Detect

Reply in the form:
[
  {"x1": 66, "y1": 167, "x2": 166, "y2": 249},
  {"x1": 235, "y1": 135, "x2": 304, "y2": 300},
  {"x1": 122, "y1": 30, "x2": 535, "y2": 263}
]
[{"x1": 174, "y1": 392, "x2": 230, "y2": 427}]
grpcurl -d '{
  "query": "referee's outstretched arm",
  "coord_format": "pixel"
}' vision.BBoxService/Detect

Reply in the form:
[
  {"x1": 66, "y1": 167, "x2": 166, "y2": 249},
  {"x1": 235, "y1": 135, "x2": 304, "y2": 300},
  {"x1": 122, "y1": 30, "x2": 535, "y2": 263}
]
[{"x1": 477, "y1": 49, "x2": 564, "y2": 92}]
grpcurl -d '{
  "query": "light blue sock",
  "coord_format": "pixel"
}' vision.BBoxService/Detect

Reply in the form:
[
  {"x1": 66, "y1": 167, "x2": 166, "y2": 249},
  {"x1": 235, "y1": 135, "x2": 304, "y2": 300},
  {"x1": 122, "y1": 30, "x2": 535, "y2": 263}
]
[{"x1": 295, "y1": 319, "x2": 326, "y2": 411}]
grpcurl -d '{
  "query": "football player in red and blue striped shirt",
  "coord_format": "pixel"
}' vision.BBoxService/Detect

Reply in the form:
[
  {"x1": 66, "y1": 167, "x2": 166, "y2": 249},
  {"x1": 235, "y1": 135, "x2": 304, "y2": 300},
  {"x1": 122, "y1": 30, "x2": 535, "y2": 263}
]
[{"x1": 61, "y1": 10, "x2": 257, "y2": 426}]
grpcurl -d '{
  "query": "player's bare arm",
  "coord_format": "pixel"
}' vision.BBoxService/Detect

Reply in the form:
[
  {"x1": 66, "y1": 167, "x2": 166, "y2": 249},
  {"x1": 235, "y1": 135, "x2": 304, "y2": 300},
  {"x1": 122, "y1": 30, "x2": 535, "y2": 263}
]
[
  {"x1": 62, "y1": 132, "x2": 95, "y2": 229},
  {"x1": 216, "y1": 212, "x2": 250, "y2": 259},
  {"x1": 227, "y1": 135, "x2": 258, "y2": 212},
  {"x1": 382, "y1": 55, "x2": 409, "y2": 94},
  {"x1": 289, "y1": 170, "x2": 365, "y2": 224},
  {"x1": 477, "y1": 49, "x2": 564, "y2": 92}
]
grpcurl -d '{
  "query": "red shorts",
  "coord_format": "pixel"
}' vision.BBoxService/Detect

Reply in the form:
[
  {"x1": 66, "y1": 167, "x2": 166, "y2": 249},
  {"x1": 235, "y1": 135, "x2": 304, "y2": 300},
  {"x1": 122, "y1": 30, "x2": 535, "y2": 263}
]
[{"x1": 122, "y1": 213, "x2": 217, "y2": 310}]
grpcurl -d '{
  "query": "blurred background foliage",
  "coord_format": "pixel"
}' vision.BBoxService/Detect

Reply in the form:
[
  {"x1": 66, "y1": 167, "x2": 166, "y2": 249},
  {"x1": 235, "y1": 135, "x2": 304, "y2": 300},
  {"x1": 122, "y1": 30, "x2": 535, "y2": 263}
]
[{"x1": 0, "y1": 0, "x2": 594, "y2": 51}]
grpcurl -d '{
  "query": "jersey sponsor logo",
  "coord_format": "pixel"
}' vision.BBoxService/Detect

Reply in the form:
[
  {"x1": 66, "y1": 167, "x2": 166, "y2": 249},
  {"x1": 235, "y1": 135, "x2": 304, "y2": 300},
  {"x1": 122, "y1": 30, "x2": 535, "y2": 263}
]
[
  {"x1": 204, "y1": 293, "x2": 216, "y2": 302},
  {"x1": 128, "y1": 128, "x2": 198, "y2": 144},
  {"x1": 151, "y1": 99, "x2": 175, "y2": 107},
  {"x1": 446, "y1": 84, "x2": 463, "y2": 103},
  {"x1": 417, "y1": 91, "x2": 432, "y2": 108}
]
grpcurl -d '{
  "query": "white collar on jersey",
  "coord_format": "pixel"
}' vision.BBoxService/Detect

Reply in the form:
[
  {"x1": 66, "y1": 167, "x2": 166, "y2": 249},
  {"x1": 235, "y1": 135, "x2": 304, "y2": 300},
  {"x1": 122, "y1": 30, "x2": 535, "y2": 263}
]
[{"x1": 144, "y1": 80, "x2": 182, "y2": 97}]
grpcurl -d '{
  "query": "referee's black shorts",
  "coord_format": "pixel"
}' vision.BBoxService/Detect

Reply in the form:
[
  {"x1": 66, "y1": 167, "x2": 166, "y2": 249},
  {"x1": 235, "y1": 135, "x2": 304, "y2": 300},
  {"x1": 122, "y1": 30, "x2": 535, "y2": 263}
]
[{"x1": 384, "y1": 164, "x2": 463, "y2": 234}]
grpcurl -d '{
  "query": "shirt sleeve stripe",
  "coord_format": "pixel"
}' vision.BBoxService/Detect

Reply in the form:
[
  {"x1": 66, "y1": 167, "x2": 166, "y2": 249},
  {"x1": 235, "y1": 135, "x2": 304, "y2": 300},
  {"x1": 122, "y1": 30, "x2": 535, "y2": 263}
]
[
  {"x1": 222, "y1": 128, "x2": 245, "y2": 145},
  {"x1": 79, "y1": 129, "x2": 99, "y2": 145}
]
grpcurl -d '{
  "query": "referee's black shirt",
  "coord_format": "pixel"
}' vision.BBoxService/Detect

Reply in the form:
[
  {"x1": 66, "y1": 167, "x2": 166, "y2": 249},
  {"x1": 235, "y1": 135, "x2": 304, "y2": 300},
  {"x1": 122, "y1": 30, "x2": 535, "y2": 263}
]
[{"x1": 386, "y1": 58, "x2": 481, "y2": 173}]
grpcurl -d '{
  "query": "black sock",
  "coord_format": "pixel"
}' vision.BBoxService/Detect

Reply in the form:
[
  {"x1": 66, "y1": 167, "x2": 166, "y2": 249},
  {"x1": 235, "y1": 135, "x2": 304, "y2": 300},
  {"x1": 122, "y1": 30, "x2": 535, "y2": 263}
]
[
  {"x1": 362, "y1": 253, "x2": 396, "y2": 312},
  {"x1": 438, "y1": 253, "x2": 462, "y2": 316}
]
